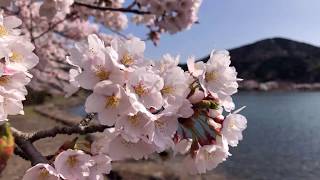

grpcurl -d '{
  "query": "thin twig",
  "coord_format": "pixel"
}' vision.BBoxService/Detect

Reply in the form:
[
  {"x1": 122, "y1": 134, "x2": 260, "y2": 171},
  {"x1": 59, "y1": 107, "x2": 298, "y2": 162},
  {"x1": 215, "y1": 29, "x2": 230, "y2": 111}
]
[
  {"x1": 28, "y1": 1, "x2": 36, "y2": 46},
  {"x1": 33, "y1": 12, "x2": 79, "y2": 40},
  {"x1": 28, "y1": 124, "x2": 110, "y2": 143},
  {"x1": 74, "y1": 1, "x2": 150, "y2": 15},
  {"x1": 126, "y1": 1, "x2": 137, "y2": 9},
  {"x1": 105, "y1": 26, "x2": 129, "y2": 39}
]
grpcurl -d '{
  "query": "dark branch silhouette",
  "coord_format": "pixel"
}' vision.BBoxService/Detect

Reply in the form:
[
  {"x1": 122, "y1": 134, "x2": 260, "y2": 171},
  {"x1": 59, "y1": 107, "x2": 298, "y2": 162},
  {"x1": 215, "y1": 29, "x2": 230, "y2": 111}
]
[
  {"x1": 74, "y1": 1, "x2": 150, "y2": 15},
  {"x1": 28, "y1": 124, "x2": 110, "y2": 143}
]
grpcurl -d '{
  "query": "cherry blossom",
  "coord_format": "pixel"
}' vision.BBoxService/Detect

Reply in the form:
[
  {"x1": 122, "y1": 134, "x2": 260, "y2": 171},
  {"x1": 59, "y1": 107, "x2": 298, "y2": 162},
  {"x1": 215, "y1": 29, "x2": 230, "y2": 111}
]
[
  {"x1": 39, "y1": 0, "x2": 74, "y2": 19},
  {"x1": 85, "y1": 81, "x2": 134, "y2": 126},
  {"x1": 160, "y1": 67, "x2": 191, "y2": 99},
  {"x1": 110, "y1": 37, "x2": 146, "y2": 70},
  {"x1": 0, "y1": 13, "x2": 22, "y2": 38},
  {"x1": 75, "y1": 52, "x2": 125, "y2": 90},
  {"x1": 0, "y1": 88, "x2": 25, "y2": 115},
  {"x1": 127, "y1": 67, "x2": 164, "y2": 109},
  {"x1": 155, "y1": 54, "x2": 180, "y2": 73},
  {"x1": 134, "y1": 0, "x2": 202, "y2": 34},
  {"x1": 189, "y1": 50, "x2": 239, "y2": 111},
  {"x1": 68, "y1": 35, "x2": 125, "y2": 90},
  {"x1": 0, "y1": 71, "x2": 30, "y2": 93},
  {"x1": 222, "y1": 112, "x2": 247, "y2": 147},
  {"x1": 152, "y1": 115, "x2": 179, "y2": 152},
  {"x1": 91, "y1": 128, "x2": 118, "y2": 156},
  {"x1": 54, "y1": 149, "x2": 93, "y2": 180},
  {"x1": 103, "y1": 12, "x2": 128, "y2": 31},
  {"x1": 187, "y1": 56, "x2": 205, "y2": 77},
  {"x1": 188, "y1": 88, "x2": 205, "y2": 104},
  {"x1": 173, "y1": 138, "x2": 193, "y2": 155},
  {"x1": 107, "y1": 133, "x2": 156, "y2": 161},
  {"x1": 4, "y1": 39, "x2": 39, "y2": 71},
  {"x1": 116, "y1": 110, "x2": 155, "y2": 143},
  {"x1": 64, "y1": 68, "x2": 81, "y2": 97},
  {"x1": 183, "y1": 137, "x2": 230, "y2": 174},
  {"x1": 22, "y1": 163, "x2": 59, "y2": 180},
  {"x1": 161, "y1": 97, "x2": 193, "y2": 118},
  {"x1": 87, "y1": 154, "x2": 112, "y2": 180},
  {"x1": 0, "y1": 89, "x2": 25, "y2": 124}
]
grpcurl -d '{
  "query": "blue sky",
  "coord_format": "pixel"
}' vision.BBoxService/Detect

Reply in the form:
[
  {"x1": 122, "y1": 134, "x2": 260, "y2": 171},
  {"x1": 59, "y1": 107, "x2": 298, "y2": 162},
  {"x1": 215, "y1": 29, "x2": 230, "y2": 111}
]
[{"x1": 110, "y1": 0, "x2": 320, "y2": 61}]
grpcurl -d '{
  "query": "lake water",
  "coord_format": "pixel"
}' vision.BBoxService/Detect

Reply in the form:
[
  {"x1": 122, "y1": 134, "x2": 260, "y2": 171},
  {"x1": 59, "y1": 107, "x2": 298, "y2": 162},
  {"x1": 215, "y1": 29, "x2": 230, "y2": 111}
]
[
  {"x1": 70, "y1": 92, "x2": 320, "y2": 180},
  {"x1": 216, "y1": 92, "x2": 320, "y2": 180}
]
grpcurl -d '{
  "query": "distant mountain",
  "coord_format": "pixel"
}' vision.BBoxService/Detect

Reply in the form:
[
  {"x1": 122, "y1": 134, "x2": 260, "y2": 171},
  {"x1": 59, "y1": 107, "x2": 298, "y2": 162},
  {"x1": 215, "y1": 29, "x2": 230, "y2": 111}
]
[{"x1": 181, "y1": 38, "x2": 320, "y2": 83}]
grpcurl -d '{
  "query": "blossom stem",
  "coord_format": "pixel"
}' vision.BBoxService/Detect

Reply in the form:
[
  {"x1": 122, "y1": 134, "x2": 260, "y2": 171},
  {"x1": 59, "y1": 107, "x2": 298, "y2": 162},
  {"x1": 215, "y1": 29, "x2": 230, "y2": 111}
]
[
  {"x1": 73, "y1": 1, "x2": 150, "y2": 15},
  {"x1": 28, "y1": 124, "x2": 111, "y2": 143}
]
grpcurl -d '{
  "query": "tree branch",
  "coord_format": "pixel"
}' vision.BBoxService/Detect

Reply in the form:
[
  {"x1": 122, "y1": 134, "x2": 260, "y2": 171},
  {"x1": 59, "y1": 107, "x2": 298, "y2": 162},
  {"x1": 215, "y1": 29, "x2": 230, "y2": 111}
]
[
  {"x1": 10, "y1": 112, "x2": 110, "y2": 166},
  {"x1": 14, "y1": 146, "x2": 29, "y2": 161},
  {"x1": 74, "y1": 1, "x2": 150, "y2": 15},
  {"x1": 28, "y1": 124, "x2": 110, "y2": 143},
  {"x1": 11, "y1": 127, "x2": 48, "y2": 165}
]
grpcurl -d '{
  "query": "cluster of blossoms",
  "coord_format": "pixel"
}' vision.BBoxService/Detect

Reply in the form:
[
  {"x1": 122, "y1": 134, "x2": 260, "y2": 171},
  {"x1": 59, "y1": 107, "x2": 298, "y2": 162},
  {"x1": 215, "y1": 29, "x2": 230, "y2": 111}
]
[
  {"x1": 0, "y1": 0, "x2": 204, "y2": 94},
  {"x1": 133, "y1": 0, "x2": 202, "y2": 34},
  {"x1": 25, "y1": 0, "x2": 203, "y2": 35},
  {"x1": 89, "y1": 0, "x2": 129, "y2": 32},
  {"x1": 23, "y1": 150, "x2": 111, "y2": 180},
  {"x1": 39, "y1": 0, "x2": 128, "y2": 32},
  {"x1": 22, "y1": 33, "x2": 248, "y2": 179},
  {"x1": 0, "y1": 12, "x2": 39, "y2": 124},
  {"x1": 39, "y1": 0, "x2": 74, "y2": 19}
]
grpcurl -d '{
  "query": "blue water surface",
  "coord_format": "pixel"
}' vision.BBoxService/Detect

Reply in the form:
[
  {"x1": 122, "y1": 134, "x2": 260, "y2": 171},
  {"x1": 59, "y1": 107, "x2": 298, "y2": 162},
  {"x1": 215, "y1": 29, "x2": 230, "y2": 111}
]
[{"x1": 217, "y1": 92, "x2": 320, "y2": 180}]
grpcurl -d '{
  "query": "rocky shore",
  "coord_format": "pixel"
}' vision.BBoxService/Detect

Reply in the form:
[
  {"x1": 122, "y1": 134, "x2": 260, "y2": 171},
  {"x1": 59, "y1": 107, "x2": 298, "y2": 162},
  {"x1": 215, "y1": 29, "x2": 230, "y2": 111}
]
[{"x1": 240, "y1": 80, "x2": 320, "y2": 91}]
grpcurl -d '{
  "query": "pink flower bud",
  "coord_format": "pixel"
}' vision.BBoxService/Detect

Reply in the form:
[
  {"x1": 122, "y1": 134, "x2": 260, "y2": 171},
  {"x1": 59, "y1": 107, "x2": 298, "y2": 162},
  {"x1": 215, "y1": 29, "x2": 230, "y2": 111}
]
[{"x1": 188, "y1": 88, "x2": 205, "y2": 103}]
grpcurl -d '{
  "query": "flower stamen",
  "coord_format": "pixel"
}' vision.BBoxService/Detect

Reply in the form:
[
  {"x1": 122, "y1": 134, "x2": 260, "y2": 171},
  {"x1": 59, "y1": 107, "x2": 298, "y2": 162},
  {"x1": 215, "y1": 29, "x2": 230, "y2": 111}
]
[
  {"x1": 67, "y1": 155, "x2": 78, "y2": 168},
  {"x1": 121, "y1": 54, "x2": 134, "y2": 66},
  {"x1": 10, "y1": 51, "x2": 23, "y2": 62},
  {"x1": 204, "y1": 150, "x2": 214, "y2": 161},
  {"x1": 161, "y1": 86, "x2": 174, "y2": 95},
  {"x1": 0, "y1": 26, "x2": 8, "y2": 37},
  {"x1": 228, "y1": 120, "x2": 237, "y2": 129},
  {"x1": 95, "y1": 66, "x2": 110, "y2": 81},
  {"x1": 0, "y1": 76, "x2": 10, "y2": 85},
  {"x1": 205, "y1": 71, "x2": 217, "y2": 82},
  {"x1": 128, "y1": 115, "x2": 140, "y2": 126},
  {"x1": 155, "y1": 121, "x2": 166, "y2": 133},
  {"x1": 38, "y1": 168, "x2": 49, "y2": 180},
  {"x1": 105, "y1": 95, "x2": 120, "y2": 108},
  {"x1": 133, "y1": 82, "x2": 148, "y2": 96}
]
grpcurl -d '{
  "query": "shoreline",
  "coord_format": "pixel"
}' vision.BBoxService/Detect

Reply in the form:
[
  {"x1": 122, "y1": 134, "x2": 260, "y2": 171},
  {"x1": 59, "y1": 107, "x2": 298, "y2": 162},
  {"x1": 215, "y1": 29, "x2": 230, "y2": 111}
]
[{"x1": 239, "y1": 80, "x2": 320, "y2": 91}]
